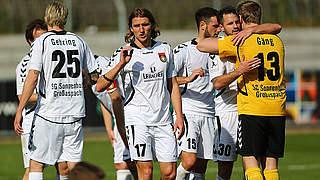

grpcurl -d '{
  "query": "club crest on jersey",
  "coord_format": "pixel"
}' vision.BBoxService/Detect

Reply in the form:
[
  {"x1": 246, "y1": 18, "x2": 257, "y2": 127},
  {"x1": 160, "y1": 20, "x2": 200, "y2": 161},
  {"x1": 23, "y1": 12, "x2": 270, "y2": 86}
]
[{"x1": 158, "y1": 53, "x2": 167, "y2": 62}]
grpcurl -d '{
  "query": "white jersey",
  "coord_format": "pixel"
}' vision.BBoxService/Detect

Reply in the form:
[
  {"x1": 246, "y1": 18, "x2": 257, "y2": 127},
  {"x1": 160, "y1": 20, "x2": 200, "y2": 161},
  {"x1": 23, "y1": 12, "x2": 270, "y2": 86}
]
[
  {"x1": 111, "y1": 40, "x2": 176, "y2": 126},
  {"x1": 16, "y1": 53, "x2": 37, "y2": 133},
  {"x1": 29, "y1": 30, "x2": 97, "y2": 122},
  {"x1": 209, "y1": 54, "x2": 237, "y2": 112},
  {"x1": 91, "y1": 56, "x2": 116, "y2": 115},
  {"x1": 173, "y1": 39, "x2": 215, "y2": 117}
]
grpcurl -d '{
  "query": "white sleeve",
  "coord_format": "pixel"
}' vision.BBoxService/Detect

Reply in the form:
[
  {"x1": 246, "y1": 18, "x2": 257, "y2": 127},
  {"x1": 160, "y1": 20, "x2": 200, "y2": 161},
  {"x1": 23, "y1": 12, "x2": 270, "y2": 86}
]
[
  {"x1": 16, "y1": 62, "x2": 24, "y2": 95},
  {"x1": 209, "y1": 55, "x2": 225, "y2": 82},
  {"x1": 173, "y1": 45, "x2": 187, "y2": 77},
  {"x1": 83, "y1": 42, "x2": 97, "y2": 73},
  {"x1": 167, "y1": 48, "x2": 176, "y2": 78},
  {"x1": 109, "y1": 47, "x2": 122, "y2": 80},
  {"x1": 29, "y1": 38, "x2": 43, "y2": 71}
]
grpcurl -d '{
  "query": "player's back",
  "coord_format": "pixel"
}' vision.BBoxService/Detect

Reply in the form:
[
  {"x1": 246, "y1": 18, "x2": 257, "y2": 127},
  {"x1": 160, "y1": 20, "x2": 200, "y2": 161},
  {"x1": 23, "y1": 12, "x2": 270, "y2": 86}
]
[
  {"x1": 237, "y1": 34, "x2": 286, "y2": 116},
  {"x1": 30, "y1": 30, "x2": 96, "y2": 119}
]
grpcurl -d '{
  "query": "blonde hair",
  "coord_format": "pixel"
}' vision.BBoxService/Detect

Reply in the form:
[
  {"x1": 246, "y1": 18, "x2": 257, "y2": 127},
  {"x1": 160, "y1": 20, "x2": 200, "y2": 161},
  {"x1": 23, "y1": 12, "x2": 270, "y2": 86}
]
[
  {"x1": 237, "y1": 1, "x2": 261, "y2": 24},
  {"x1": 44, "y1": 1, "x2": 68, "y2": 28}
]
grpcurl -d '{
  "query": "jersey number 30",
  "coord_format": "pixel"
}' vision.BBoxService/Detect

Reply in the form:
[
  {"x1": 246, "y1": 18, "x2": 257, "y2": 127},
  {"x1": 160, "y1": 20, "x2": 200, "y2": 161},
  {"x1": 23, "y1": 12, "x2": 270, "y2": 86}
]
[{"x1": 52, "y1": 50, "x2": 81, "y2": 78}]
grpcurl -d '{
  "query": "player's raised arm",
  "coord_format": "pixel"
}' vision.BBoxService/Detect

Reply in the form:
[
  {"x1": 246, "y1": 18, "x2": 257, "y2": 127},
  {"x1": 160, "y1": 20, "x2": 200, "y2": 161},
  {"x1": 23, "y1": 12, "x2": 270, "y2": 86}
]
[
  {"x1": 196, "y1": 37, "x2": 219, "y2": 54},
  {"x1": 232, "y1": 23, "x2": 282, "y2": 46},
  {"x1": 96, "y1": 47, "x2": 132, "y2": 92}
]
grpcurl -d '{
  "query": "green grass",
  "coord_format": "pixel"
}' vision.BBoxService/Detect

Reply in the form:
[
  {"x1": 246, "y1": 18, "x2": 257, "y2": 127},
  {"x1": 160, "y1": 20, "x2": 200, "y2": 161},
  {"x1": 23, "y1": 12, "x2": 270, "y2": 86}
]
[{"x1": 1, "y1": 131, "x2": 320, "y2": 179}]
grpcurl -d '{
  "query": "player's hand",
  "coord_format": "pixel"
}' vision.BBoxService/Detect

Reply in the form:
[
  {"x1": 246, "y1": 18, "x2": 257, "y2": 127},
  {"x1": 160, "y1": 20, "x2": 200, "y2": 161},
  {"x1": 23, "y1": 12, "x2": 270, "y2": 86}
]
[
  {"x1": 14, "y1": 110, "x2": 23, "y2": 135},
  {"x1": 119, "y1": 46, "x2": 133, "y2": 67},
  {"x1": 174, "y1": 115, "x2": 185, "y2": 140},
  {"x1": 107, "y1": 130, "x2": 117, "y2": 149},
  {"x1": 188, "y1": 67, "x2": 204, "y2": 82},
  {"x1": 237, "y1": 55, "x2": 261, "y2": 74},
  {"x1": 231, "y1": 28, "x2": 253, "y2": 46}
]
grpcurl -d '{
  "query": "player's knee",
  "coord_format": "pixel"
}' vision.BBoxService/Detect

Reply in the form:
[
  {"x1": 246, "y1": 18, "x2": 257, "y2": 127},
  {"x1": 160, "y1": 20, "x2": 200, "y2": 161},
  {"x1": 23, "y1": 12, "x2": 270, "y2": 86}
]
[
  {"x1": 181, "y1": 155, "x2": 197, "y2": 170},
  {"x1": 245, "y1": 168, "x2": 264, "y2": 180},
  {"x1": 161, "y1": 166, "x2": 176, "y2": 180}
]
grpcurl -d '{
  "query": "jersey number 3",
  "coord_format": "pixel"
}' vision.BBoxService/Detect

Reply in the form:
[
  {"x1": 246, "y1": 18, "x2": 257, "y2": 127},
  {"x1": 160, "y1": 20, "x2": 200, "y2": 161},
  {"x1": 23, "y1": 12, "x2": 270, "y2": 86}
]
[
  {"x1": 255, "y1": 52, "x2": 280, "y2": 81},
  {"x1": 52, "y1": 50, "x2": 81, "y2": 78}
]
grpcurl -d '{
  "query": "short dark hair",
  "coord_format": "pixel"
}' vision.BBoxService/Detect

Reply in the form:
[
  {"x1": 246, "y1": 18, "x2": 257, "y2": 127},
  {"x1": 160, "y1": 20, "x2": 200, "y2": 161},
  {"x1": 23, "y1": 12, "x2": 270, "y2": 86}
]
[
  {"x1": 195, "y1": 7, "x2": 219, "y2": 30},
  {"x1": 218, "y1": 6, "x2": 238, "y2": 25},
  {"x1": 125, "y1": 8, "x2": 160, "y2": 43},
  {"x1": 237, "y1": 1, "x2": 261, "y2": 24},
  {"x1": 68, "y1": 162, "x2": 105, "y2": 180},
  {"x1": 25, "y1": 19, "x2": 47, "y2": 45}
]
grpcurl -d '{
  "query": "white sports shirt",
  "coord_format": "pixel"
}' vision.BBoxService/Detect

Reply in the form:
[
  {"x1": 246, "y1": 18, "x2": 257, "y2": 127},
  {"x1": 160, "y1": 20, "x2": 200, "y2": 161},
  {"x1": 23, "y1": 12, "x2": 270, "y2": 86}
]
[
  {"x1": 16, "y1": 53, "x2": 37, "y2": 133},
  {"x1": 29, "y1": 30, "x2": 97, "y2": 122},
  {"x1": 208, "y1": 54, "x2": 237, "y2": 112},
  {"x1": 111, "y1": 40, "x2": 176, "y2": 126},
  {"x1": 173, "y1": 39, "x2": 215, "y2": 117},
  {"x1": 91, "y1": 55, "x2": 116, "y2": 115}
]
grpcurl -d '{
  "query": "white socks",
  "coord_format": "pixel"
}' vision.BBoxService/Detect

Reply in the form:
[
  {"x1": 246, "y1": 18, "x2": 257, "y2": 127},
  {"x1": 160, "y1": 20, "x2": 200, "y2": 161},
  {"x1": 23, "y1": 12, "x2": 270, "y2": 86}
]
[
  {"x1": 176, "y1": 163, "x2": 190, "y2": 180},
  {"x1": 29, "y1": 172, "x2": 43, "y2": 180},
  {"x1": 189, "y1": 172, "x2": 205, "y2": 180},
  {"x1": 117, "y1": 169, "x2": 132, "y2": 180}
]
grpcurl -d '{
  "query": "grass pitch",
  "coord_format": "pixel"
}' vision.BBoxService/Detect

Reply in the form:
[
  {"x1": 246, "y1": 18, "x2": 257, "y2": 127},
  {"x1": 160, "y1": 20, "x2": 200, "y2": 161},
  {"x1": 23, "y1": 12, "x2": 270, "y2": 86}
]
[{"x1": 1, "y1": 130, "x2": 320, "y2": 179}]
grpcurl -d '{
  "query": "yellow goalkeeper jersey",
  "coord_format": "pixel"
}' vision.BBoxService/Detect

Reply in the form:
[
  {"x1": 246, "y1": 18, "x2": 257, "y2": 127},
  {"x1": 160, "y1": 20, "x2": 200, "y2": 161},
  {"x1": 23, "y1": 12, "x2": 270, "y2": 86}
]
[{"x1": 218, "y1": 34, "x2": 286, "y2": 116}]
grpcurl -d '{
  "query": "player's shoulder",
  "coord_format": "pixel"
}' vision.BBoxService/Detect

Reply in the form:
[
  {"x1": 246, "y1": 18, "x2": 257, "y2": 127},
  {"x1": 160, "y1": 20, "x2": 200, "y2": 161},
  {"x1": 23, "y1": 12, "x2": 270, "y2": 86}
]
[
  {"x1": 95, "y1": 55, "x2": 111, "y2": 64},
  {"x1": 173, "y1": 40, "x2": 192, "y2": 54},
  {"x1": 111, "y1": 45, "x2": 125, "y2": 59}
]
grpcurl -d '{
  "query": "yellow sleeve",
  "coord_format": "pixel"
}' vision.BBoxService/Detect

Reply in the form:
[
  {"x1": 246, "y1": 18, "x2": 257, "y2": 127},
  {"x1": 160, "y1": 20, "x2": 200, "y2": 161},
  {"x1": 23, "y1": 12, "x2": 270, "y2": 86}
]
[{"x1": 218, "y1": 36, "x2": 238, "y2": 59}]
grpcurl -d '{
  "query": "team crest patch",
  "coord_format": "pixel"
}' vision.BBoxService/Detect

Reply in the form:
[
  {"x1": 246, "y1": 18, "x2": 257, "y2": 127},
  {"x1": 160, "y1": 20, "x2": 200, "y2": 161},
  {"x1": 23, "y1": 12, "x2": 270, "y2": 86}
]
[{"x1": 158, "y1": 53, "x2": 167, "y2": 62}]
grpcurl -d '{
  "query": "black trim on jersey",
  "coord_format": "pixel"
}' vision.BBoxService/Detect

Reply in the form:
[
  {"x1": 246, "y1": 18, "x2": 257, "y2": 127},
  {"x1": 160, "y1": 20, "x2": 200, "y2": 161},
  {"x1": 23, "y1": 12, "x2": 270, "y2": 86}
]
[
  {"x1": 215, "y1": 115, "x2": 221, "y2": 141},
  {"x1": 191, "y1": 38, "x2": 197, "y2": 45},
  {"x1": 94, "y1": 55, "x2": 99, "y2": 59},
  {"x1": 173, "y1": 43, "x2": 188, "y2": 54},
  {"x1": 184, "y1": 115, "x2": 189, "y2": 137},
  {"x1": 215, "y1": 88, "x2": 226, "y2": 98},
  {"x1": 36, "y1": 114, "x2": 82, "y2": 124},
  {"x1": 49, "y1": 30, "x2": 67, "y2": 35},
  {"x1": 25, "y1": 104, "x2": 37, "y2": 115},
  {"x1": 130, "y1": 40, "x2": 157, "y2": 49},
  {"x1": 123, "y1": 73, "x2": 135, "y2": 106},
  {"x1": 131, "y1": 125, "x2": 135, "y2": 145},
  {"x1": 180, "y1": 67, "x2": 188, "y2": 96},
  {"x1": 236, "y1": 45, "x2": 248, "y2": 96},
  {"x1": 39, "y1": 68, "x2": 46, "y2": 98}
]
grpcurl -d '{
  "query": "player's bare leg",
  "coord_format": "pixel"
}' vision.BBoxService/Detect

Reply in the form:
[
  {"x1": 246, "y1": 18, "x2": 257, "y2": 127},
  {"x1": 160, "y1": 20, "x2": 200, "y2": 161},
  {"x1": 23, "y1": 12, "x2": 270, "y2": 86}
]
[
  {"x1": 28, "y1": 160, "x2": 44, "y2": 180},
  {"x1": 159, "y1": 162, "x2": 176, "y2": 180},
  {"x1": 22, "y1": 167, "x2": 30, "y2": 180},
  {"x1": 242, "y1": 156, "x2": 263, "y2": 180},
  {"x1": 261, "y1": 157, "x2": 279, "y2": 180},
  {"x1": 115, "y1": 161, "x2": 137, "y2": 180},
  {"x1": 217, "y1": 161, "x2": 233, "y2": 180},
  {"x1": 189, "y1": 158, "x2": 208, "y2": 179},
  {"x1": 136, "y1": 160, "x2": 153, "y2": 180}
]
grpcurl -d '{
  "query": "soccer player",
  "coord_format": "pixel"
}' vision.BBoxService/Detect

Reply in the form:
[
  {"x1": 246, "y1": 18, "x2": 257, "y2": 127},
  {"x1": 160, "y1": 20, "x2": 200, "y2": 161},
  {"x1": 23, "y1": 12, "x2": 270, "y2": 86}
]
[
  {"x1": 173, "y1": 7, "x2": 219, "y2": 179},
  {"x1": 96, "y1": 8, "x2": 184, "y2": 180},
  {"x1": 197, "y1": 1, "x2": 286, "y2": 180},
  {"x1": 92, "y1": 55, "x2": 137, "y2": 180},
  {"x1": 14, "y1": 2, "x2": 97, "y2": 180},
  {"x1": 16, "y1": 19, "x2": 47, "y2": 180}
]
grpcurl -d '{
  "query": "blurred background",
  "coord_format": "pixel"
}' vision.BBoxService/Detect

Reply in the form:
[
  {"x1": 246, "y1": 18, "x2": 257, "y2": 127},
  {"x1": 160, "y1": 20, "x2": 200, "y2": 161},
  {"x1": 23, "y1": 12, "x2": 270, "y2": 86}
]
[{"x1": 1, "y1": 0, "x2": 320, "y2": 135}]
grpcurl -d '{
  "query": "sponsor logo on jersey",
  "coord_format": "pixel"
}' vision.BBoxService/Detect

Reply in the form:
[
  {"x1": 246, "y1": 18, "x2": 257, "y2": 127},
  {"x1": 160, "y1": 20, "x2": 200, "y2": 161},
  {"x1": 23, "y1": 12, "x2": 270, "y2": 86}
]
[{"x1": 158, "y1": 53, "x2": 167, "y2": 62}]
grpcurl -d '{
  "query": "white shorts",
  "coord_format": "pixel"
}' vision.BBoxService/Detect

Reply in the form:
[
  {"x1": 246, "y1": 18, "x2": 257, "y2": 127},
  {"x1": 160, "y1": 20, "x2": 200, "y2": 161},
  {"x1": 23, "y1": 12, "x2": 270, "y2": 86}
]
[
  {"x1": 126, "y1": 124, "x2": 177, "y2": 162},
  {"x1": 21, "y1": 133, "x2": 31, "y2": 168},
  {"x1": 113, "y1": 124, "x2": 131, "y2": 163},
  {"x1": 213, "y1": 111, "x2": 238, "y2": 162},
  {"x1": 29, "y1": 115, "x2": 83, "y2": 165},
  {"x1": 177, "y1": 114, "x2": 215, "y2": 159}
]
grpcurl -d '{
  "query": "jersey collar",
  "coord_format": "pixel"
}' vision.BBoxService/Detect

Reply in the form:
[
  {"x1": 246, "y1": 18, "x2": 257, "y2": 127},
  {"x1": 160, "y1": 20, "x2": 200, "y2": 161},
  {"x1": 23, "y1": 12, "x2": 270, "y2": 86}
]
[
  {"x1": 130, "y1": 39, "x2": 157, "y2": 49},
  {"x1": 191, "y1": 38, "x2": 197, "y2": 45},
  {"x1": 49, "y1": 30, "x2": 67, "y2": 35}
]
